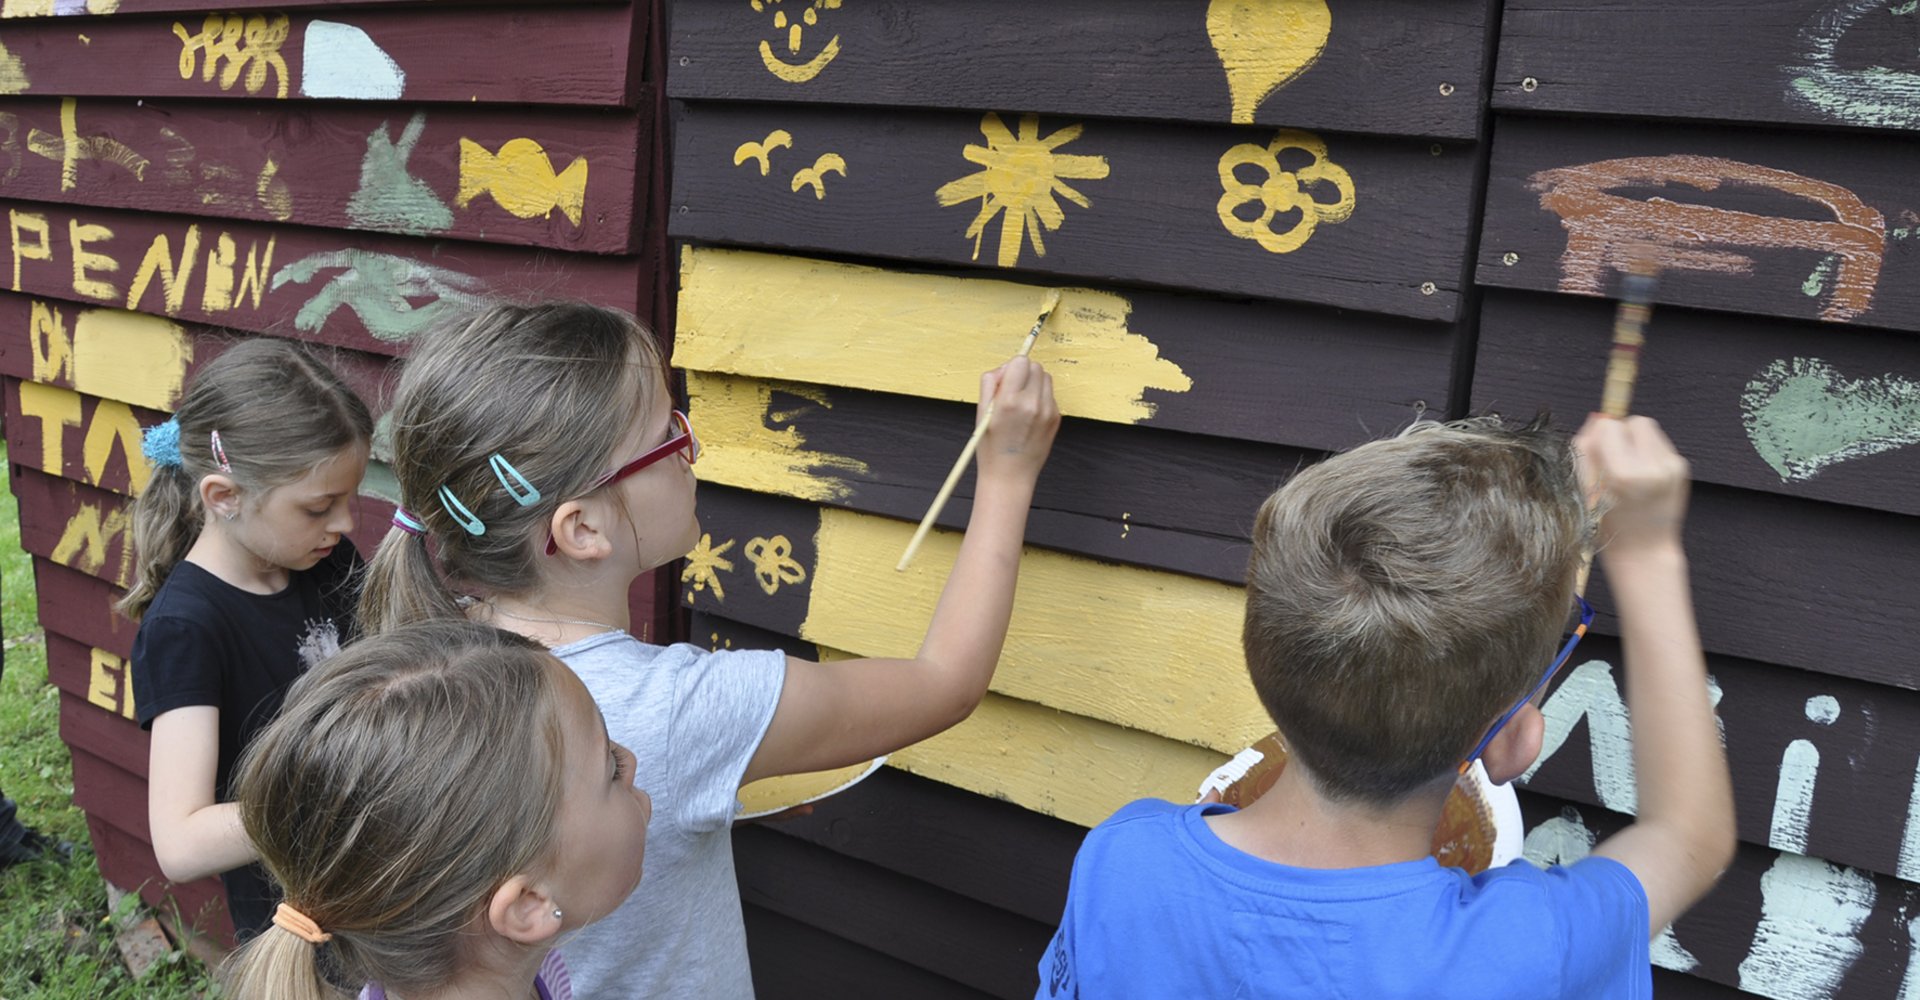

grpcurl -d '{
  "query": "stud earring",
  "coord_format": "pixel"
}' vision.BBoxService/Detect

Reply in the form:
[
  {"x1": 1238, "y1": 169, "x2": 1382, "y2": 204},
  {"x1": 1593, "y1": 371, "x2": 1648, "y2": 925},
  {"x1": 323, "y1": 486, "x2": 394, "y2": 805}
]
[{"x1": 552, "y1": 908, "x2": 563, "y2": 920}]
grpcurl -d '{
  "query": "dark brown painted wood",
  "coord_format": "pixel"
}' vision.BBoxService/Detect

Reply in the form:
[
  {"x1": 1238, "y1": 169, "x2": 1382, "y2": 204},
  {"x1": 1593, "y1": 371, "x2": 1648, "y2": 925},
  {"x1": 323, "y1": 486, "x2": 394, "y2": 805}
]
[
  {"x1": 742, "y1": 904, "x2": 999, "y2": 1000},
  {"x1": 1653, "y1": 968, "x2": 1760, "y2": 1000},
  {"x1": 0, "y1": 0, "x2": 623, "y2": 13},
  {"x1": 669, "y1": 0, "x2": 1493, "y2": 140},
  {"x1": 734, "y1": 824, "x2": 1053, "y2": 999},
  {"x1": 0, "y1": 98, "x2": 648, "y2": 253},
  {"x1": 1476, "y1": 116, "x2": 1920, "y2": 333},
  {"x1": 0, "y1": 5, "x2": 645, "y2": 107},
  {"x1": 1472, "y1": 290, "x2": 1920, "y2": 516},
  {"x1": 0, "y1": 200, "x2": 647, "y2": 355},
  {"x1": 85, "y1": 812, "x2": 233, "y2": 947},
  {"x1": 58, "y1": 687, "x2": 145, "y2": 777},
  {"x1": 5, "y1": 378, "x2": 166, "y2": 494},
  {"x1": 1493, "y1": 0, "x2": 1920, "y2": 135},
  {"x1": 670, "y1": 101, "x2": 1477, "y2": 320},
  {"x1": 687, "y1": 480, "x2": 1920, "y2": 693},
  {"x1": 1517, "y1": 790, "x2": 1920, "y2": 1000},
  {"x1": 69, "y1": 742, "x2": 149, "y2": 842},
  {"x1": 33, "y1": 556, "x2": 136, "y2": 657}
]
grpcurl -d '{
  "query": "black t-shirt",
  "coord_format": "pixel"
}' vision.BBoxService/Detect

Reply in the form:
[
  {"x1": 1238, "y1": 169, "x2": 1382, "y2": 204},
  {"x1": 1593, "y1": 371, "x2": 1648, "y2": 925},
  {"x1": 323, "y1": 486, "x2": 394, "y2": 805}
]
[{"x1": 130, "y1": 542, "x2": 362, "y2": 937}]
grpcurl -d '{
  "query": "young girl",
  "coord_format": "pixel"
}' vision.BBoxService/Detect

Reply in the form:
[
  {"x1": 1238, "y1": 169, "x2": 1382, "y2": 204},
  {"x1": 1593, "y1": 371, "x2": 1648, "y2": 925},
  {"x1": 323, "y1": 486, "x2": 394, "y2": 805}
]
[
  {"x1": 359, "y1": 301, "x2": 1058, "y2": 998},
  {"x1": 122, "y1": 337, "x2": 373, "y2": 938},
  {"x1": 221, "y1": 620, "x2": 651, "y2": 1000}
]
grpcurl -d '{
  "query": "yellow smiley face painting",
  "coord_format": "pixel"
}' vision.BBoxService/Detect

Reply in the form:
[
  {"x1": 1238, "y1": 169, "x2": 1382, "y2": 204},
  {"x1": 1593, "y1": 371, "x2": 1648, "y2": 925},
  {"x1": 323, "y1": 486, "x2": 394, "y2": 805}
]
[{"x1": 752, "y1": 0, "x2": 844, "y2": 83}]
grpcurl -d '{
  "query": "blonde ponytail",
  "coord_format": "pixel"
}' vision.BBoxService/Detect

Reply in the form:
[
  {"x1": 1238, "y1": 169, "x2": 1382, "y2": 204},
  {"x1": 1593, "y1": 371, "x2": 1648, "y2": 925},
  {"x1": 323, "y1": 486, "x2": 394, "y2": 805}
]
[
  {"x1": 116, "y1": 462, "x2": 202, "y2": 621},
  {"x1": 222, "y1": 922, "x2": 337, "y2": 1000},
  {"x1": 357, "y1": 524, "x2": 466, "y2": 636}
]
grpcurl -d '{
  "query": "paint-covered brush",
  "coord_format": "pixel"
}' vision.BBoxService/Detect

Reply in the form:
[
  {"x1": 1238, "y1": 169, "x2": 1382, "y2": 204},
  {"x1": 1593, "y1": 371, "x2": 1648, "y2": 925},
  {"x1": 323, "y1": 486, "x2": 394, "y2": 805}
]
[
  {"x1": 896, "y1": 288, "x2": 1064, "y2": 572},
  {"x1": 1577, "y1": 251, "x2": 1661, "y2": 596}
]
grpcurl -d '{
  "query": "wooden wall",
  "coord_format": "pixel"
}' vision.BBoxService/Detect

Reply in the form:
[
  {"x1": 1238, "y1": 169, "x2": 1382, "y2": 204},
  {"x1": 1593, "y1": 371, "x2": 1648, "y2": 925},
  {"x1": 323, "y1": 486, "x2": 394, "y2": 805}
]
[
  {"x1": 0, "y1": 0, "x2": 671, "y2": 946},
  {"x1": 669, "y1": 3, "x2": 1920, "y2": 999}
]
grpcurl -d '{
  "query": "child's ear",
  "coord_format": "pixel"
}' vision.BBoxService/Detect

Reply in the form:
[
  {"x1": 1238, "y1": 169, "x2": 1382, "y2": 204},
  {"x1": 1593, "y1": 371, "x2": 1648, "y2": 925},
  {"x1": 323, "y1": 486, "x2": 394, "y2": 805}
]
[
  {"x1": 1480, "y1": 703, "x2": 1545, "y2": 787},
  {"x1": 548, "y1": 500, "x2": 614, "y2": 562},
  {"x1": 198, "y1": 474, "x2": 242, "y2": 521},
  {"x1": 486, "y1": 874, "x2": 563, "y2": 945}
]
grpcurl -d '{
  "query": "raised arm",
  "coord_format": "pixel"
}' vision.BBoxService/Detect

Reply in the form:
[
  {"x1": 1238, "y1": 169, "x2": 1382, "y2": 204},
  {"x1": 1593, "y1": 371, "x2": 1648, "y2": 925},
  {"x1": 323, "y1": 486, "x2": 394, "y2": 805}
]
[
  {"x1": 1580, "y1": 415, "x2": 1736, "y2": 938},
  {"x1": 147, "y1": 706, "x2": 258, "y2": 882},
  {"x1": 744, "y1": 356, "x2": 1059, "y2": 784}
]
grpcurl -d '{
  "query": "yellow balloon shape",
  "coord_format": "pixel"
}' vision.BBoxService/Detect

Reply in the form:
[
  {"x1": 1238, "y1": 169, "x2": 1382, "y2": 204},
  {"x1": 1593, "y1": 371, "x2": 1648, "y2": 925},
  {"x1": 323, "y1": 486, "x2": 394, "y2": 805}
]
[{"x1": 1207, "y1": 0, "x2": 1333, "y2": 124}]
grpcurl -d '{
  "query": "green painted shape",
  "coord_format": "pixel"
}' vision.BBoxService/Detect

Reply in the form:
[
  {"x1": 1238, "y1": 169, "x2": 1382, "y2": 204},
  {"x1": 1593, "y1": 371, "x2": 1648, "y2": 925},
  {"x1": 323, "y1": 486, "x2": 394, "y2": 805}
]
[
  {"x1": 1802, "y1": 254, "x2": 1839, "y2": 297},
  {"x1": 1742, "y1": 357, "x2": 1920, "y2": 481},
  {"x1": 271, "y1": 249, "x2": 487, "y2": 343},
  {"x1": 347, "y1": 112, "x2": 454, "y2": 235}
]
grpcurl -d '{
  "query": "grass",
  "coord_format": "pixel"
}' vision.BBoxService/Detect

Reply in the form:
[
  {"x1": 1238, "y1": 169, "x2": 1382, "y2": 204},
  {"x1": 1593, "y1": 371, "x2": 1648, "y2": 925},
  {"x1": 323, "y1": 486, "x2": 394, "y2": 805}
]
[{"x1": 0, "y1": 446, "x2": 219, "y2": 999}]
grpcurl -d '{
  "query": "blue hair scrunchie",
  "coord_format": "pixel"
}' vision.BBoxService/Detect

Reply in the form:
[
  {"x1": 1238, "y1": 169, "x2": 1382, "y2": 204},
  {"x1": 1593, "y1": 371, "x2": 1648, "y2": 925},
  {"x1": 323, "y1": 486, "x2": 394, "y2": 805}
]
[{"x1": 142, "y1": 418, "x2": 184, "y2": 469}]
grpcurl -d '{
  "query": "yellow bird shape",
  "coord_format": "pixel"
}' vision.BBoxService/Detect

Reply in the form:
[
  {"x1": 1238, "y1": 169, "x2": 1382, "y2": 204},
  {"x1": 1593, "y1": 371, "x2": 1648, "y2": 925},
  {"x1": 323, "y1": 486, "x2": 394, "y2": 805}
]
[
  {"x1": 790, "y1": 153, "x2": 847, "y2": 199},
  {"x1": 733, "y1": 130, "x2": 794, "y2": 176}
]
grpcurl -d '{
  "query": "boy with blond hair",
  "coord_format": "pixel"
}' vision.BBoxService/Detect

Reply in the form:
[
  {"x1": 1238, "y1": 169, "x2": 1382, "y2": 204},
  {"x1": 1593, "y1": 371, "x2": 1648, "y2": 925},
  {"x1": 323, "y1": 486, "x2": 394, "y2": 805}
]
[{"x1": 1039, "y1": 415, "x2": 1734, "y2": 999}]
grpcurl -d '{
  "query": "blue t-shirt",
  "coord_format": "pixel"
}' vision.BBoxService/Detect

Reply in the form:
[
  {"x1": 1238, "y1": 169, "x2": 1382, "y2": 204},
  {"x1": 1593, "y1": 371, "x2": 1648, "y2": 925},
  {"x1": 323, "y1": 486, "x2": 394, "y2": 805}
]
[{"x1": 1039, "y1": 800, "x2": 1650, "y2": 999}]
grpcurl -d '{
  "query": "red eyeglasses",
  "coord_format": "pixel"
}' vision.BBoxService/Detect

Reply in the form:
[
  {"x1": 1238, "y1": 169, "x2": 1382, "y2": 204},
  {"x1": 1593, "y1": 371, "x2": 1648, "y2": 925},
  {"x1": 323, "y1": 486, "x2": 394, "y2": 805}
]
[{"x1": 545, "y1": 410, "x2": 699, "y2": 556}]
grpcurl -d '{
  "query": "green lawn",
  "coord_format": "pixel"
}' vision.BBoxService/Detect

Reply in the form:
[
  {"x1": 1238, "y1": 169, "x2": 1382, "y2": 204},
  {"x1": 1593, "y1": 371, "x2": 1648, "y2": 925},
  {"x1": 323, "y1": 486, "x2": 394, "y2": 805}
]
[{"x1": 0, "y1": 448, "x2": 219, "y2": 998}]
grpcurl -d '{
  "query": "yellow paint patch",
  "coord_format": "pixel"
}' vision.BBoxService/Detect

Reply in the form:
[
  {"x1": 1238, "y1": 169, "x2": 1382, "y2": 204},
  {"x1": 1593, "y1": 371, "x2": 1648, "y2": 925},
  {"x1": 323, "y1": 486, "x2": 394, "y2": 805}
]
[
  {"x1": 51, "y1": 501, "x2": 133, "y2": 586},
  {"x1": 1206, "y1": 0, "x2": 1331, "y2": 124},
  {"x1": 686, "y1": 371, "x2": 871, "y2": 503},
  {"x1": 736, "y1": 758, "x2": 882, "y2": 818},
  {"x1": 456, "y1": 138, "x2": 589, "y2": 226},
  {"x1": 677, "y1": 248, "x2": 1192, "y2": 425},
  {"x1": 18, "y1": 382, "x2": 150, "y2": 490},
  {"x1": 889, "y1": 692, "x2": 1229, "y2": 828},
  {"x1": 87, "y1": 646, "x2": 135, "y2": 721},
  {"x1": 18, "y1": 380, "x2": 80, "y2": 473},
  {"x1": 72, "y1": 306, "x2": 194, "y2": 410},
  {"x1": 799, "y1": 507, "x2": 1270, "y2": 754},
  {"x1": 0, "y1": 39, "x2": 28, "y2": 94}
]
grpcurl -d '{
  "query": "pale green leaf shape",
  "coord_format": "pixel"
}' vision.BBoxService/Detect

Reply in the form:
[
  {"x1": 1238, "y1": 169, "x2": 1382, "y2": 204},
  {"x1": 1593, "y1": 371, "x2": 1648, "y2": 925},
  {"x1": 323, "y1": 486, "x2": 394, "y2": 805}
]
[{"x1": 1742, "y1": 357, "x2": 1920, "y2": 481}]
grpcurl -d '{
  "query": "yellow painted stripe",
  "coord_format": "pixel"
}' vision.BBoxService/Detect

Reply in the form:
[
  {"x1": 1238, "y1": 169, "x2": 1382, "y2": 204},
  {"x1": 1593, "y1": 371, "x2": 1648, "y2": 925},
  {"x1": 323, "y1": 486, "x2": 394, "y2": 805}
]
[
  {"x1": 889, "y1": 692, "x2": 1229, "y2": 828},
  {"x1": 794, "y1": 506, "x2": 1271, "y2": 755},
  {"x1": 676, "y1": 247, "x2": 1192, "y2": 425},
  {"x1": 28, "y1": 299, "x2": 193, "y2": 411},
  {"x1": 687, "y1": 371, "x2": 871, "y2": 503}
]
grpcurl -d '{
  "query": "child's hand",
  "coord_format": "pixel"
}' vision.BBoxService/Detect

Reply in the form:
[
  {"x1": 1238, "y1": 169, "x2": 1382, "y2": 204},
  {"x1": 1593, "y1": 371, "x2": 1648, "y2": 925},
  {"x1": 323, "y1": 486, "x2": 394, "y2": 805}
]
[
  {"x1": 1574, "y1": 414, "x2": 1690, "y2": 558},
  {"x1": 976, "y1": 356, "x2": 1060, "y2": 485}
]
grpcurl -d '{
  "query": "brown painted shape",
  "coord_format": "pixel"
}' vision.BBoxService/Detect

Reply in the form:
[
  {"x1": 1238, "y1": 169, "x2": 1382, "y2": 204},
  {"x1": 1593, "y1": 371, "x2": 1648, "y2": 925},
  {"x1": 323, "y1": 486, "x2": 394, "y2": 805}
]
[{"x1": 1529, "y1": 155, "x2": 1884, "y2": 321}]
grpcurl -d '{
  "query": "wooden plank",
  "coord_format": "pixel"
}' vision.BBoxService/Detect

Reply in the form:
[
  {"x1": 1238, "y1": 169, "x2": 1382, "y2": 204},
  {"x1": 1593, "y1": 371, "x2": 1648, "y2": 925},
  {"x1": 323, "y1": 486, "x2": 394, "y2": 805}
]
[
  {"x1": 674, "y1": 248, "x2": 1452, "y2": 452},
  {"x1": 0, "y1": 201, "x2": 646, "y2": 355},
  {"x1": 688, "y1": 370, "x2": 1313, "y2": 583},
  {"x1": 1492, "y1": 0, "x2": 1920, "y2": 134},
  {"x1": 734, "y1": 824, "x2": 1053, "y2": 999},
  {"x1": 0, "y1": 4, "x2": 644, "y2": 107},
  {"x1": 0, "y1": 97, "x2": 647, "y2": 253},
  {"x1": 47, "y1": 632, "x2": 142, "y2": 756},
  {"x1": 84, "y1": 813, "x2": 232, "y2": 948},
  {"x1": 7, "y1": 378, "x2": 165, "y2": 494},
  {"x1": 1472, "y1": 290, "x2": 1920, "y2": 517},
  {"x1": 69, "y1": 742, "x2": 148, "y2": 842},
  {"x1": 1475, "y1": 116, "x2": 1920, "y2": 333},
  {"x1": 1651, "y1": 968, "x2": 1759, "y2": 1000},
  {"x1": 1522, "y1": 632, "x2": 1920, "y2": 887},
  {"x1": 742, "y1": 905, "x2": 998, "y2": 1000},
  {"x1": 668, "y1": 0, "x2": 1492, "y2": 140},
  {"x1": 34, "y1": 555, "x2": 135, "y2": 658},
  {"x1": 687, "y1": 485, "x2": 1269, "y2": 754},
  {"x1": 58, "y1": 687, "x2": 144, "y2": 776},
  {"x1": 1517, "y1": 790, "x2": 1920, "y2": 1000},
  {"x1": 670, "y1": 103, "x2": 1477, "y2": 320},
  {"x1": 1, "y1": 0, "x2": 625, "y2": 14}
]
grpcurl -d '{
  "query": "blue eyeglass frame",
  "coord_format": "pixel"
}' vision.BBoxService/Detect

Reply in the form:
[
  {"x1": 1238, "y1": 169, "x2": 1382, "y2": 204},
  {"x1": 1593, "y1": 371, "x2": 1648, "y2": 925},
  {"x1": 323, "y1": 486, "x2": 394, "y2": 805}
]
[{"x1": 1461, "y1": 595, "x2": 1596, "y2": 771}]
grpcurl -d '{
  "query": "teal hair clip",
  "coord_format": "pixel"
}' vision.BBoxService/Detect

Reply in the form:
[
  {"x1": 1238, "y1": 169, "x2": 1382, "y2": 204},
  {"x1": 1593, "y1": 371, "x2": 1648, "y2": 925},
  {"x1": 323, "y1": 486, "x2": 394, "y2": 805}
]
[
  {"x1": 489, "y1": 454, "x2": 542, "y2": 507},
  {"x1": 437, "y1": 486, "x2": 486, "y2": 536},
  {"x1": 141, "y1": 418, "x2": 183, "y2": 469}
]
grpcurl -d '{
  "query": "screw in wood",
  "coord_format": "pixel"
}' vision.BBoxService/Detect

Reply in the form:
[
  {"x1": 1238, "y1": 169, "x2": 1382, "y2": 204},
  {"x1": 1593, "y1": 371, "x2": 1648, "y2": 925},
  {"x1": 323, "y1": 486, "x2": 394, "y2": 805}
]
[
  {"x1": 1438, "y1": 82, "x2": 1455, "y2": 96},
  {"x1": 1521, "y1": 77, "x2": 1539, "y2": 92},
  {"x1": 1430, "y1": 144, "x2": 1443, "y2": 156},
  {"x1": 1502, "y1": 252, "x2": 1520, "y2": 266},
  {"x1": 1420, "y1": 282, "x2": 1437, "y2": 296}
]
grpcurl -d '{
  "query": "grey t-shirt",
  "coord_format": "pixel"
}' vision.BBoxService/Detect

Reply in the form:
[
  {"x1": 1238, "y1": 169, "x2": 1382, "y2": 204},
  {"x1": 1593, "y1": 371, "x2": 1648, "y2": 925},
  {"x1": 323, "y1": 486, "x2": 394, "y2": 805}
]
[{"x1": 553, "y1": 632, "x2": 786, "y2": 999}]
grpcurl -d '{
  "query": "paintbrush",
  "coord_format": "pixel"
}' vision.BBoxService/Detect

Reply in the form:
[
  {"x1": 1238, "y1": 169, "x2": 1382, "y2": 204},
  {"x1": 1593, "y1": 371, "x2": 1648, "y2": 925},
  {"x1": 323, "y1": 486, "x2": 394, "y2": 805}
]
[
  {"x1": 896, "y1": 288, "x2": 1064, "y2": 572},
  {"x1": 1576, "y1": 250, "x2": 1661, "y2": 596}
]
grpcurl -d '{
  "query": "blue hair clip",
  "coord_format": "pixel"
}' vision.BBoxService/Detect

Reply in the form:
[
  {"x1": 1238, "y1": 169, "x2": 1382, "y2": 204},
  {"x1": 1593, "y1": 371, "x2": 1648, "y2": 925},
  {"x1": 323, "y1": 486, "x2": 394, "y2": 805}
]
[
  {"x1": 437, "y1": 486, "x2": 486, "y2": 536},
  {"x1": 489, "y1": 454, "x2": 542, "y2": 507},
  {"x1": 141, "y1": 418, "x2": 183, "y2": 469}
]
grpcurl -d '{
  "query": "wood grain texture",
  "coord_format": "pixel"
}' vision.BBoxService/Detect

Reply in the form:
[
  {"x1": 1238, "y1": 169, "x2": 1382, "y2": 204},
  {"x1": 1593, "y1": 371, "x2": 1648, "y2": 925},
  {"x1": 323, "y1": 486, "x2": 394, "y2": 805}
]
[
  {"x1": 33, "y1": 555, "x2": 135, "y2": 657},
  {"x1": 0, "y1": 4, "x2": 645, "y2": 107},
  {"x1": 0, "y1": 98, "x2": 647, "y2": 253},
  {"x1": 1492, "y1": 0, "x2": 1920, "y2": 134},
  {"x1": 69, "y1": 742, "x2": 149, "y2": 842},
  {"x1": 1517, "y1": 789, "x2": 1920, "y2": 1000},
  {"x1": 734, "y1": 824, "x2": 1053, "y2": 999},
  {"x1": 742, "y1": 905, "x2": 998, "y2": 1000},
  {"x1": 669, "y1": 0, "x2": 1493, "y2": 140},
  {"x1": 0, "y1": 200, "x2": 646, "y2": 355},
  {"x1": 670, "y1": 102, "x2": 1476, "y2": 319},
  {"x1": 1476, "y1": 116, "x2": 1920, "y2": 333},
  {"x1": 675, "y1": 247, "x2": 1453, "y2": 452},
  {"x1": 1472, "y1": 290, "x2": 1920, "y2": 516}
]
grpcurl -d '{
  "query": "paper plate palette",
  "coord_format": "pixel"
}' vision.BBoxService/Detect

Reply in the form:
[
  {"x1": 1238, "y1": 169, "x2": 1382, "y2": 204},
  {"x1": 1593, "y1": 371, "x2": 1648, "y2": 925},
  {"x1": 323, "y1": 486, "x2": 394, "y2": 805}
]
[{"x1": 735, "y1": 756, "x2": 888, "y2": 821}]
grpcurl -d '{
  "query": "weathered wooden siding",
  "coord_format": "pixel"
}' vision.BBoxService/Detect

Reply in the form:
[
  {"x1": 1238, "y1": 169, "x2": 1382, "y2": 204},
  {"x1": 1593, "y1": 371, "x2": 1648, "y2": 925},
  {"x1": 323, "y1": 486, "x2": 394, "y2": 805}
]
[
  {"x1": 672, "y1": 3, "x2": 1920, "y2": 999},
  {"x1": 0, "y1": 0, "x2": 671, "y2": 946}
]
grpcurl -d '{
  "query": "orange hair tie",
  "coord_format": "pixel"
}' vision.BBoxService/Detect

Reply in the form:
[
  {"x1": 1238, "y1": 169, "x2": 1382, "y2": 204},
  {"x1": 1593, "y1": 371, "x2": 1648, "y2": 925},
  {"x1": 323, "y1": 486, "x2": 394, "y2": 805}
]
[{"x1": 273, "y1": 903, "x2": 333, "y2": 945}]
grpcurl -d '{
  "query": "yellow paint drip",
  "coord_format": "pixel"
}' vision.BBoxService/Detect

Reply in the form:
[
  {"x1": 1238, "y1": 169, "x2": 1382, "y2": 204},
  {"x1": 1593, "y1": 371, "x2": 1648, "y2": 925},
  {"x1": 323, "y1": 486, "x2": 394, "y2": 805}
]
[
  {"x1": 72, "y1": 307, "x2": 193, "y2": 410},
  {"x1": 1206, "y1": 0, "x2": 1332, "y2": 124},
  {"x1": 889, "y1": 692, "x2": 1229, "y2": 828},
  {"x1": 677, "y1": 248, "x2": 1191, "y2": 425},
  {"x1": 800, "y1": 507, "x2": 1270, "y2": 753},
  {"x1": 686, "y1": 371, "x2": 871, "y2": 502}
]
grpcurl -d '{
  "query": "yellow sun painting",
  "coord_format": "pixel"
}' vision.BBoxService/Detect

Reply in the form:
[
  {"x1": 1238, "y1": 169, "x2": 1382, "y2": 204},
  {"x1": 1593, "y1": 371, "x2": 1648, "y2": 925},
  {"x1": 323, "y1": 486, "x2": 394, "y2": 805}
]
[{"x1": 935, "y1": 113, "x2": 1111, "y2": 269}]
